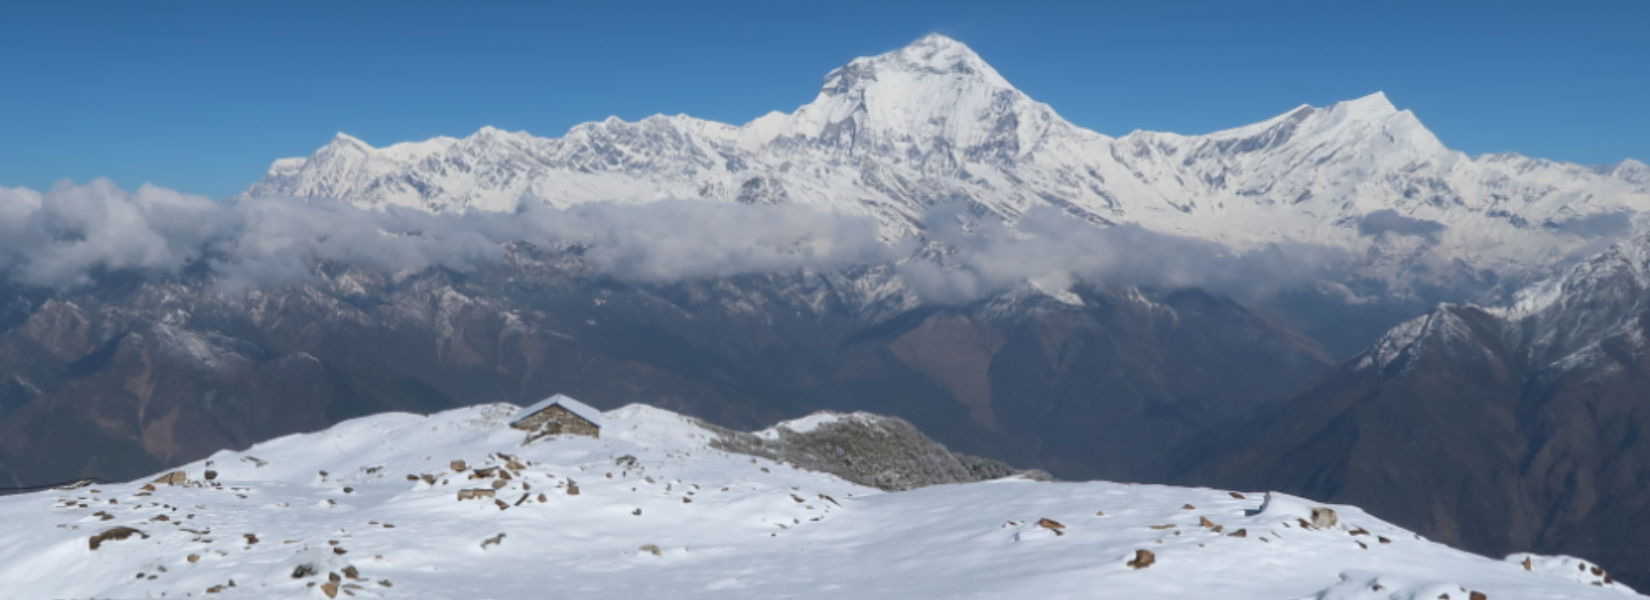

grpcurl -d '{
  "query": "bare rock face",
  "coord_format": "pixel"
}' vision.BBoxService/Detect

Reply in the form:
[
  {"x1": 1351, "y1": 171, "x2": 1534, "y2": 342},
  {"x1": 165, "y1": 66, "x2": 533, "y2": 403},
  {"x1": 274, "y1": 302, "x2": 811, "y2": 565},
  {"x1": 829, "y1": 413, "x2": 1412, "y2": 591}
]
[{"x1": 703, "y1": 412, "x2": 1047, "y2": 491}]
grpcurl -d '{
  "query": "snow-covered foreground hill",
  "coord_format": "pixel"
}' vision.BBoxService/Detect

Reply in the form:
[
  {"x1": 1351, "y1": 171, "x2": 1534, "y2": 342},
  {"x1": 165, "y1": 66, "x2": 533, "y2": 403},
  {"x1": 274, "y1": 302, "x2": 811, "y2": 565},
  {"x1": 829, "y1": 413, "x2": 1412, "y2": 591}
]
[{"x1": 0, "y1": 404, "x2": 1633, "y2": 599}]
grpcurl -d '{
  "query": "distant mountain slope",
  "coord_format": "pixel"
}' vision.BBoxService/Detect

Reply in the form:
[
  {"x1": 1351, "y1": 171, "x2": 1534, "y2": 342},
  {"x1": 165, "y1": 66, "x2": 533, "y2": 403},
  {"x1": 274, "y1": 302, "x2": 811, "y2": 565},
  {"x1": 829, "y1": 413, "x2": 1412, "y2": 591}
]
[
  {"x1": 1175, "y1": 232, "x2": 1650, "y2": 589},
  {"x1": 0, "y1": 402, "x2": 1633, "y2": 599},
  {"x1": 244, "y1": 34, "x2": 1649, "y2": 302},
  {"x1": 0, "y1": 244, "x2": 1330, "y2": 488}
]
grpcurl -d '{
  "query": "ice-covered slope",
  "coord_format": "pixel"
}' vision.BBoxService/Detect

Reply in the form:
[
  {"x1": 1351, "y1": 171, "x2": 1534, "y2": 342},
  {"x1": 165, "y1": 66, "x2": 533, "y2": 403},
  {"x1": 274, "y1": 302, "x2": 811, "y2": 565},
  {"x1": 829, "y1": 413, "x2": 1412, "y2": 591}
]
[
  {"x1": 243, "y1": 34, "x2": 1649, "y2": 295},
  {"x1": 0, "y1": 403, "x2": 1633, "y2": 599}
]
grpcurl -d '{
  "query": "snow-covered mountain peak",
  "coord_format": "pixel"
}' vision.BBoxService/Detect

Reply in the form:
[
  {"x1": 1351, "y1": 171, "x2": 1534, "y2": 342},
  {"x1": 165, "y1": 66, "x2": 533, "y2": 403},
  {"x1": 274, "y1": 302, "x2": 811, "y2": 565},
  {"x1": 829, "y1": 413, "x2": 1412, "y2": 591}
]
[
  {"x1": 240, "y1": 36, "x2": 1649, "y2": 298},
  {"x1": 871, "y1": 33, "x2": 1007, "y2": 86},
  {"x1": 1331, "y1": 91, "x2": 1400, "y2": 119}
]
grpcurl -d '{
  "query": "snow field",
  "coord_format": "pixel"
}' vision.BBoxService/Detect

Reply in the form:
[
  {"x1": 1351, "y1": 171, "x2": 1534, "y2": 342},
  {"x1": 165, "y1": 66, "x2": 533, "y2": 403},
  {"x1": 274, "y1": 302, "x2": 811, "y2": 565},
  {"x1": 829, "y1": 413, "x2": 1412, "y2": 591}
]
[{"x1": 0, "y1": 403, "x2": 1635, "y2": 599}]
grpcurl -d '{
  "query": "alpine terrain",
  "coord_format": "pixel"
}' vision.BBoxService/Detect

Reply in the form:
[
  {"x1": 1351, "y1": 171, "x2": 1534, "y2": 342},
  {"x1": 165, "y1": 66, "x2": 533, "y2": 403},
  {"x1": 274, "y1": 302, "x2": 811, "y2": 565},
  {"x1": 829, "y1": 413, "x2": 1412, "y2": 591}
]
[
  {"x1": 1177, "y1": 231, "x2": 1650, "y2": 589},
  {"x1": 246, "y1": 34, "x2": 1650, "y2": 331},
  {"x1": 0, "y1": 402, "x2": 1634, "y2": 599}
]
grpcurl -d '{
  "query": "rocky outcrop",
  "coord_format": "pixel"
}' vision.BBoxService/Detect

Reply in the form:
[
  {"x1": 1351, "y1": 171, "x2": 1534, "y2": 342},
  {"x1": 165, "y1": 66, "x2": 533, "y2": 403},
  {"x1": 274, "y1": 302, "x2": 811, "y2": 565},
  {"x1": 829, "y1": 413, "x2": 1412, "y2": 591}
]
[{"x1": 703, "y1": 411, "x2": 1046, "y2": 491}]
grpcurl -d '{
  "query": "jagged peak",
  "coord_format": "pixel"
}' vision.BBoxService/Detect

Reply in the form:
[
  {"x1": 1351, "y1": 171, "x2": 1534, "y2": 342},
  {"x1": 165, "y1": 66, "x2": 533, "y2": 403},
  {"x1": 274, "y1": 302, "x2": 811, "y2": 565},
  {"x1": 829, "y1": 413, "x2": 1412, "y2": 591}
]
[
  {"x1": 820, "y1": 34, "x2": 1012, "y2": 97},
  {"x1": 329, "y1": 132, "x2": 371, "y2": 148},
  {"x1": 1329, "y1": 91, "x2": 1400, "y2": 119}
]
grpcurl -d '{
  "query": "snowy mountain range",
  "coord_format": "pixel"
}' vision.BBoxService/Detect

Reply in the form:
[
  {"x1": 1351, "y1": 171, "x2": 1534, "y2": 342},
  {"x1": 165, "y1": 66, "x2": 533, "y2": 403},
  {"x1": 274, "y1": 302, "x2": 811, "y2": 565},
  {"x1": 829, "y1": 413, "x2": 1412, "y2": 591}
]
[
  {"x1": 0, "y1": 402, "x2": 1634, "y2": 599},
  {"x1": 243, "y1": 34, "x2": 1650, "y2": 299}
]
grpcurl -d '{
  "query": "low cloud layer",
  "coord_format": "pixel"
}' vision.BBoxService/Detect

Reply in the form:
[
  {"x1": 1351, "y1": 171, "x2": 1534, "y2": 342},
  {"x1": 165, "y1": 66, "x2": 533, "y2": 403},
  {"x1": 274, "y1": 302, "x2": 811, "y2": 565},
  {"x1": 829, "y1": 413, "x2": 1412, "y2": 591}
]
[
  {"x1": 0, "y1": 181, "x2": 1344, "y2": 304},
  {"x1": 0, "y1": 180, "x2": 900, "y2": 293},
  {"x1": 899, "y1": 205, "x2": 1347, "y2": 303},
  {"x1": 1358, "y1": 209, "x2": 1447, "y2": 238},
  {"x1": 1547, "y1": 211, "x2": 1635, "y2": 238}
]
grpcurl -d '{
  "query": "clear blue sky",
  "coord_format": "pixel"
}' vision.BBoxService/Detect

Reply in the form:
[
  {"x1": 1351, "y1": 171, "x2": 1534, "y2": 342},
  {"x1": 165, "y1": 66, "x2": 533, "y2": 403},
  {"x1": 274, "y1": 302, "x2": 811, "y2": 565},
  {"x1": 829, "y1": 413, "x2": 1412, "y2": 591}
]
[{"x1": 2, "y1": 0, "x2": 1645, "y2": 199}]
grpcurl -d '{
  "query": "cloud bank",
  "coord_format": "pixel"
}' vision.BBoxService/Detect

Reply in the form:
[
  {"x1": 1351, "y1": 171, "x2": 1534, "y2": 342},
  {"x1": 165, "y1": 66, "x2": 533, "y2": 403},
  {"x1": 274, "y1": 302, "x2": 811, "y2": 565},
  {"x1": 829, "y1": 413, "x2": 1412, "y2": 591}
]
[
  {"x1": 0, "y1": 180, "x2": 1343, "y2": 304},
  {"x1": 899, "y1": 205, "x2": 1348, "y2": 303},
  {"x1": 0, "y1": 180, "x2": 901, "y2": 293}
]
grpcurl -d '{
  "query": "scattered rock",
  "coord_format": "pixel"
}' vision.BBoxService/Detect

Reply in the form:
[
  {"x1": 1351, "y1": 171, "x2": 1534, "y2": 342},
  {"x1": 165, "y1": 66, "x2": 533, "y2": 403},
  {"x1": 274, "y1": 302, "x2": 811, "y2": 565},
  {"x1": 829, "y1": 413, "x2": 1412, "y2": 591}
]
[
  {"x1": 187, "y1": 554, "x2": 201, "y2": 563},
  {"x1": 1378, "y1": 536, "x2": 1391, "y2": 544},
  {"x1": 1199, "y1": 517, "x2": 1215, "y2": 528},
  {"x1": 1310, "y1": 507, "x2": 1338, "y2": 529},
  {"x1": 1182, "y1": 504, "x2": 1196, "y2": 510},
  {"x1": 1126, "y1": 549, "x2": 1156, "y2": 569},
  {"x1": 537, "y1": 493, "x2": 548, "y2": 503},
  {"x1": 1469, "y1": 592, "x2": 1486, "y2": 600},
  {"x1": 481, "y1": 533, "x2": 505, "y2": 550},
  {"x1": 1522, "y1": 556, "x2": 1533, "y2": 571},
  {"x1": 152, "y1": 471, "x2": 187, "y2": 486},
  {"x1": 1228, "y1": 528, "x2": 1247, "y2": 538},
  {"x1": 566, "y1": 481, "x2": 580, "y2": 496},
  {"x1": 243, "y1": 533, "x2": 259, "y2": 545},
  {"x1": 450, "y1": 460, "x2": 467, "y2": 472},
  {"x1": 494, "y1": 499, "x2": 510, "y2": 510},
  {"x1": 321, "y1": 581, "x2": 339, "y2": 598},
  {"x1": 639, "y1": 544, "x2": 663, "y2": 556},
  {"x1": 203, "y1": 470, "x2": 218, "y2": 481},
  {"x1": 1037, "y1": 518, "x2": 1066, "y2": 535},
  {"x1": 456, "y1": 489, "x2": 496, "y2": 501},
  {"x1": 490, "y1": 479, "x2": 507, "y2": 490},
  {"x1": 89, "y1": 527, "x2": 147, "y2": 550},
  {"x1": 1229, "y1": 492, "x2": 1246, "y2": 499},
  {"x1": 140, "y1": 484, "x2": 157, "y2": 492}
]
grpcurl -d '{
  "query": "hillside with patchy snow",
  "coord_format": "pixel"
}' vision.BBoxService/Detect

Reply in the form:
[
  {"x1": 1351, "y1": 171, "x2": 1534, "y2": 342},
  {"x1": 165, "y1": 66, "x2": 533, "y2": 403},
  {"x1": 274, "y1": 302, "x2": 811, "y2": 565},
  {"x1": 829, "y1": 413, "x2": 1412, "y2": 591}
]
[{"x1": 0, "y1": 403, "x2": 1633, "y2": 599}]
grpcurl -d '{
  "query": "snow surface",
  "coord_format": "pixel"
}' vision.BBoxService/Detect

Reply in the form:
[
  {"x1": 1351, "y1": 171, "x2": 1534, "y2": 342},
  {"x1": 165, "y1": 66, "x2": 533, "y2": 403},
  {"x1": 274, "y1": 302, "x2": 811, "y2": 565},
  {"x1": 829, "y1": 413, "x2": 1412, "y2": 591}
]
[{"x1": 0, "y1": 403, "x2": 1636, "y2": 599}]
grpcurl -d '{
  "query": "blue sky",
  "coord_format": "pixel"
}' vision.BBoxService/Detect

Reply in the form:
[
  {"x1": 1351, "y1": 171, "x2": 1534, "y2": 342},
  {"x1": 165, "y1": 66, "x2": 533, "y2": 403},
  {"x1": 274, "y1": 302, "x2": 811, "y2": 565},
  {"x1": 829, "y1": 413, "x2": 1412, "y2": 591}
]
[{"x1": 2, "y1": 0, "x2": 1645, "y2": 199}]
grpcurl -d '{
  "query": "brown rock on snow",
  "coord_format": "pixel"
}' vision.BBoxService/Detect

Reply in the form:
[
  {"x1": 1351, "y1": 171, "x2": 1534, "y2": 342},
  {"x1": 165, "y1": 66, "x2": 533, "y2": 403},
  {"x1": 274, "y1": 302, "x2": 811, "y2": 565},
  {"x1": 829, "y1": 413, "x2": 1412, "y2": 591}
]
[
  {"x1": 153, "y1": 471, "x2": 187, "y2": 485},
  {"x1": 1228, "y1": 528, "x2": 1247, "y2": 538},
  {"x1": 450, "y1": 460, "x2": 467, "y2": 472},
  {"x1": 1127, "y1": 549, "x2": 1156, "y2": 569},
  {"x1": 1310, "y1": 507, "x2": 1338, "y2": 529},
  {"x1": 456, "y1": 489, "x2": 496, "y2": 501},
  {"x1": 1199, "y1": 517, "x2": 1216, "y2": 528},
  {"x1": 321, "y1": 581, "x2": 339, "y2": 598},
  {"x1": 88, "y1": 527, "x2": 147, "y2": 550}
]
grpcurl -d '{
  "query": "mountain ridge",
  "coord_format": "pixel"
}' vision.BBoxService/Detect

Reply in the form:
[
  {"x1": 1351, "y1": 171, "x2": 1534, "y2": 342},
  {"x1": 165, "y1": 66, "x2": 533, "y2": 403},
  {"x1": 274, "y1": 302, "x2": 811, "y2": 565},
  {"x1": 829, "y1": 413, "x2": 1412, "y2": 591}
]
[{"x1": 240, "y1": 35, "x2": 1649, "y2": 309}]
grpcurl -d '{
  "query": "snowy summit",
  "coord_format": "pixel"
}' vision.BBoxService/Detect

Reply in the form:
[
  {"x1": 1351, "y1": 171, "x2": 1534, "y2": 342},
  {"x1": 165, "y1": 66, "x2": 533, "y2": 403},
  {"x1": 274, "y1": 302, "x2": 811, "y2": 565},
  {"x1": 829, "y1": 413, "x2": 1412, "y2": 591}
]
[{"x1": 0, "y1": 403, "x2": 1633, "y2": 599}]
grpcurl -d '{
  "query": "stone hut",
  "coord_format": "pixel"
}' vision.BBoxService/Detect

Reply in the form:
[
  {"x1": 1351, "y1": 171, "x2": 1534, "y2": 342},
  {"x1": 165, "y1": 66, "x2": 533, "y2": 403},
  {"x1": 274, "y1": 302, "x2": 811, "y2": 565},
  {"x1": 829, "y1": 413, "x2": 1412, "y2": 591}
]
[{"x1": 510, "y1": 394, "x2": 602, "y2": 443}]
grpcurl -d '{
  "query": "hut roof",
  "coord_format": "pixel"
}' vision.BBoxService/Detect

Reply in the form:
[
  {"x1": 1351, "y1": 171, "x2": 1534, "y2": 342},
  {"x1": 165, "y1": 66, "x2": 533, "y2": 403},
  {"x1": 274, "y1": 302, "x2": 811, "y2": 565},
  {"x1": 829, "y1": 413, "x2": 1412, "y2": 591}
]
[{"x1": 510, "y1": 394, "x2": 604, "y2": 428}]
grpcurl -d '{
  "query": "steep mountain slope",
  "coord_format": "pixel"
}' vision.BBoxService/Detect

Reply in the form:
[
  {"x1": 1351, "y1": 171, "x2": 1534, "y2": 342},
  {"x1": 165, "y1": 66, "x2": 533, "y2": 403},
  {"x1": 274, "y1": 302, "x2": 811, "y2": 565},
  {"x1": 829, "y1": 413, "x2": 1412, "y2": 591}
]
[
  {"x1": 0, "y1": 245, "x2": 1329, "y2": 488},
  {"x1": 244, "y1": 34, "x2": 1649, "y2": 302},
  {"x1": 0, "y1": 402, "x2": 1633, "y2": 599},
  {"x1": 1175, "y1": 233, "x2": 1650, "y2": 589}
]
